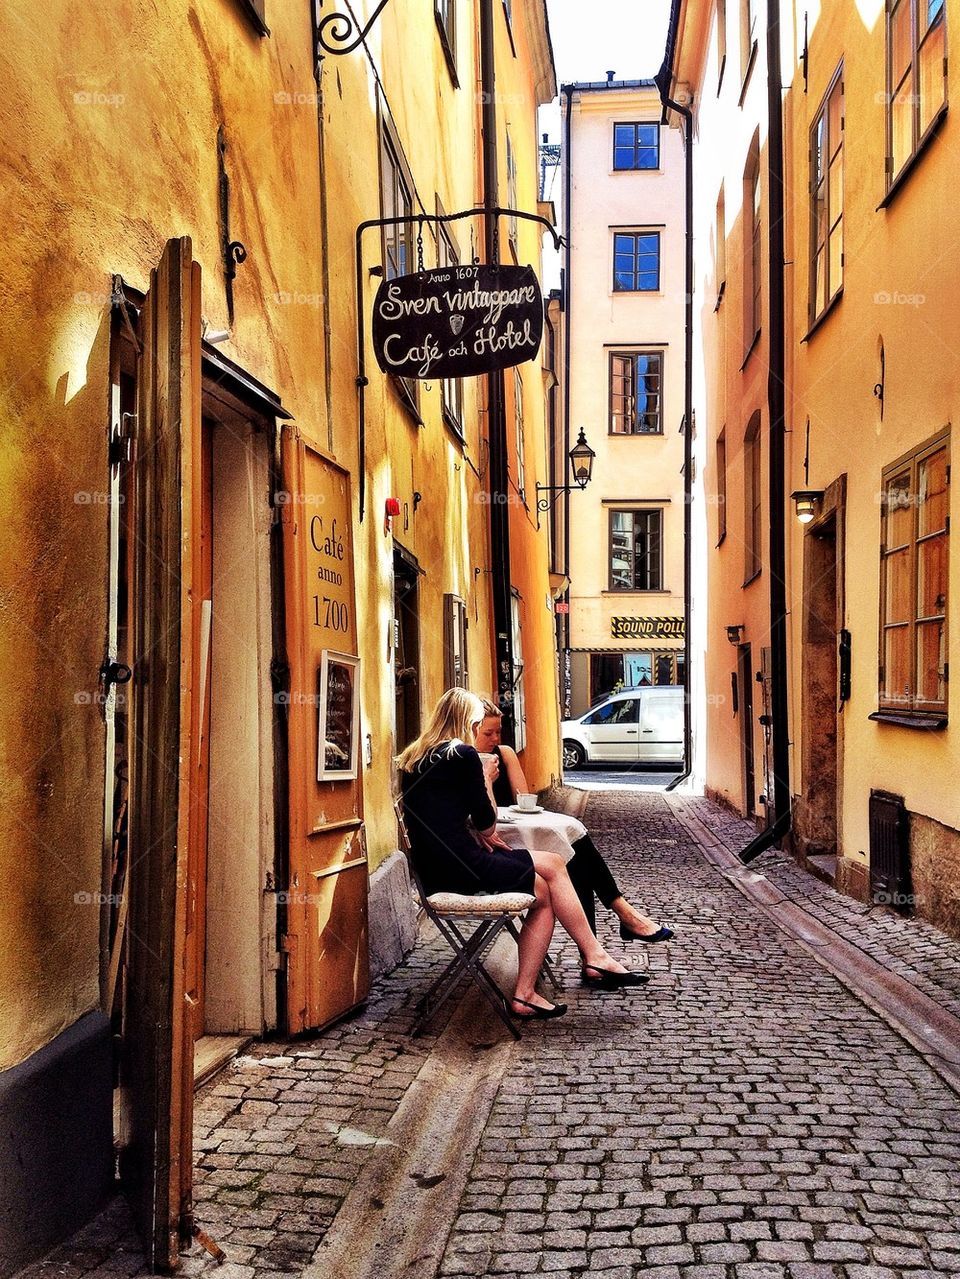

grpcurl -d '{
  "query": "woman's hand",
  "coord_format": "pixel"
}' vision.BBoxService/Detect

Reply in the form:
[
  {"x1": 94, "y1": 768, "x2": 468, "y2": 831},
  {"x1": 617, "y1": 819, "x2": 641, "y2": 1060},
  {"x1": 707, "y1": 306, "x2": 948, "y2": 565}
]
[{"x1": 478, "y1": 827, "x2": 512, "y2": 852}]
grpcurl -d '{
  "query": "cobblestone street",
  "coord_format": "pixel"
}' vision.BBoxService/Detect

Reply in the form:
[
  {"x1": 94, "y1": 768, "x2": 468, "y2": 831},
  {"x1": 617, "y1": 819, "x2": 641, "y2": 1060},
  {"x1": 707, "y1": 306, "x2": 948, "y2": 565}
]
[{"x1": 16, "y1": 789, "x2": 960, "y2": 1279}]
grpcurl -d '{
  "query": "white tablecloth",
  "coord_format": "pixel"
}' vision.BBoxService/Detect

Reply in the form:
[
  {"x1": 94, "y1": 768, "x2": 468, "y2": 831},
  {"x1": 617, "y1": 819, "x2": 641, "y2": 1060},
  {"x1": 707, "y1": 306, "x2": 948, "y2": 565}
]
[{"x1": 495, "y1": 805, "x2": 586, "y2": 863}]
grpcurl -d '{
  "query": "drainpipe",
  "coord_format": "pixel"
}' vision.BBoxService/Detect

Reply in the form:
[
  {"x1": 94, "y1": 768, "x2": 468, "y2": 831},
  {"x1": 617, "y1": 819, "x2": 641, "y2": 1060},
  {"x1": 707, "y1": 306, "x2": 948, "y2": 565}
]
[
  {"x1": 480, "y1": 0, "x2": 516, "y2": 744},
  {"x1": 653, "y1": 72, "x2": 693, "y2": 792},
  {"x1": 740, "y1": 0, "x2": 791, "y2": 862},
  {"x1": 561, "y1": 82, "x2": 574, "y2": 714}
]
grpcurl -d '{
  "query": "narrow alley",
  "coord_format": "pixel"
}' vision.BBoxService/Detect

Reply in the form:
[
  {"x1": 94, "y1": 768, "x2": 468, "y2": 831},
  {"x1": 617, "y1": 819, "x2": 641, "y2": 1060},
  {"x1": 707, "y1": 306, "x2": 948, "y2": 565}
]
[{"x1": 20, "y1": 788, "x2": 960, "y2": 1279}]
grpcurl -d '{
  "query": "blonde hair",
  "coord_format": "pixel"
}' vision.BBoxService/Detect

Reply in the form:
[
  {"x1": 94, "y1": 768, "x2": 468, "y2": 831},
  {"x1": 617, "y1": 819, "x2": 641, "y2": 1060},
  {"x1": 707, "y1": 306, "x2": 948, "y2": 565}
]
[
  {"x1": 396, "y1": 688, "x2": 486, "y2": 772},
  {"x1": 478, "y1": 696, "x2": 501, "y2": 719}
]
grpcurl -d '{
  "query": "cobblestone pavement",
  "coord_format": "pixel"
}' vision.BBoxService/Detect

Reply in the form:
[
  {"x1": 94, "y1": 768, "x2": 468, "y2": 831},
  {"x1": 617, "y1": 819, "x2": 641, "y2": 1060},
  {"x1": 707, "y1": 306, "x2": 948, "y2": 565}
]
[
  {"x1": 675, "y1": 796, "x2": 960, "y2": 1023},
  {"x1": 14, "y1": 790, "x2": 960, "y2": 1279}
]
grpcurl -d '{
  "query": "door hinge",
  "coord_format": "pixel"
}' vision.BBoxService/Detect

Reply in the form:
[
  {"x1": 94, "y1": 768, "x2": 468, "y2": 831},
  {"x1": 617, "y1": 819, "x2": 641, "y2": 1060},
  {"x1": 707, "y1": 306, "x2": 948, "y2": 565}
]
[{"x1": 109, "y1": 411, "x2": 136, "y2": 467}]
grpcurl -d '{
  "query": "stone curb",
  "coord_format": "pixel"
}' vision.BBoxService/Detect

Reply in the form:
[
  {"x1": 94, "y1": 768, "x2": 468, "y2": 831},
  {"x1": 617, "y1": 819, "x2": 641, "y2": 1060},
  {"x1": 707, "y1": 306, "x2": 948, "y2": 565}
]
[{"x1": 666, "y1": 794, "x2": 960, "y2": 1097}]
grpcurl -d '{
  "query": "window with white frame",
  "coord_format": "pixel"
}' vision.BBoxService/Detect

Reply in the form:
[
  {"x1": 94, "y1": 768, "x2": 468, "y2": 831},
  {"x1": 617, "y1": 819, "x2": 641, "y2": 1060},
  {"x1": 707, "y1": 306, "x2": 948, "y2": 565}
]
[
  {"x1": 609, "y1": 351, "x2": 663, "y2": 435},
  {"x1": 811, "y1": 66, "x2": 844, "y2": 323}
]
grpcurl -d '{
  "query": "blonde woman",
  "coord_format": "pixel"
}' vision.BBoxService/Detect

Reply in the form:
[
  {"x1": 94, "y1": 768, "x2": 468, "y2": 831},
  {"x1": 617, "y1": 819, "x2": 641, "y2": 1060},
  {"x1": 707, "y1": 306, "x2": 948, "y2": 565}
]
[{"x1": 398, "y1": 689, "x2": 647, "y2": 1020}]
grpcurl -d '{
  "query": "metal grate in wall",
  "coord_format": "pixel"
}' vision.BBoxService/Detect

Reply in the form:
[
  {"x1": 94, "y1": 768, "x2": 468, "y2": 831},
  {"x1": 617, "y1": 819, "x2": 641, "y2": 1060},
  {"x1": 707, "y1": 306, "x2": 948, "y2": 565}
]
[{"x1": 868, "y1": 789, "x2": 912, "y2": 911}]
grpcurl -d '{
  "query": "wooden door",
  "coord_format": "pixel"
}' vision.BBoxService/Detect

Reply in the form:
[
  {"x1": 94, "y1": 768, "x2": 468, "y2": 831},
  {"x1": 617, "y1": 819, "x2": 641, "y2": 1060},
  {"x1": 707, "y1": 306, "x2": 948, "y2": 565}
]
[
  {"x1": 738, "y1": 644, "x2": 756, "y2": 817},
  {"x1": 119, "y1": 237, "x2": 202, "y2": 1271},
  {"x1": 279, "y1": 431, "x2": 368, "y2": 1034}
]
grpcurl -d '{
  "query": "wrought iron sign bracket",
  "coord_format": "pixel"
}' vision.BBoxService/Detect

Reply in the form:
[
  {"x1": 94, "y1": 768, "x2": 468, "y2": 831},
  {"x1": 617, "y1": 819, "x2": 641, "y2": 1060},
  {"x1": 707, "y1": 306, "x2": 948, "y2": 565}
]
[
  {"x1": 355, "y1": 206, "x2": 563, "y2": 521},
  {"x1": 317, "y1": 0, "x2": 397, "y2": 55}
]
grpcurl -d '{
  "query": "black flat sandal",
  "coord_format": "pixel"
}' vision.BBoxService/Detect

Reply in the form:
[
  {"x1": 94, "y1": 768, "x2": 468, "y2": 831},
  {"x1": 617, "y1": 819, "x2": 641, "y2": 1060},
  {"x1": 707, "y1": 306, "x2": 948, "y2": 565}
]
[
  {"x1": 581, "y1": 963, "x2": 650, "y2": 990},
  {"x1": 619, "y1": 923, "x2": 675, "y2": 944}
]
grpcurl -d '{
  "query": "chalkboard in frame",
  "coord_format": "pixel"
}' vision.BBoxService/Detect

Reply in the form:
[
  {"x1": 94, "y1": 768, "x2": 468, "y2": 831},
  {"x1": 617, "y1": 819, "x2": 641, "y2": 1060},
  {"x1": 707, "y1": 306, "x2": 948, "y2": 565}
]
[{"x1": 317, "y1": 650, "x2": 360, "y2": 781}]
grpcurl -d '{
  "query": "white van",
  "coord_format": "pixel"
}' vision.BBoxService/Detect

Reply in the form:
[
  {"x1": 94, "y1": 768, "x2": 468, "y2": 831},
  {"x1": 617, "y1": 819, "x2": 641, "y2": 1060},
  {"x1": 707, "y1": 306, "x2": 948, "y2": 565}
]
[{"x1": 561, "y1": 686, "x2": 685, "y2": 769}]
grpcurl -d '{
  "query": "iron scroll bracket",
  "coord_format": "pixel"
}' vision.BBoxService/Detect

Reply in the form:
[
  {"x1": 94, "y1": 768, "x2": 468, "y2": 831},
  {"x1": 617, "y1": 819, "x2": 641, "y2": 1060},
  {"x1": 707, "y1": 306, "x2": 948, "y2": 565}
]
[
  {"x1": 317, "y1": 0, "x2": 397, "y2": 55},
  {"x1": 355, "y1": 206, "x2": 564, "y2": 522}
]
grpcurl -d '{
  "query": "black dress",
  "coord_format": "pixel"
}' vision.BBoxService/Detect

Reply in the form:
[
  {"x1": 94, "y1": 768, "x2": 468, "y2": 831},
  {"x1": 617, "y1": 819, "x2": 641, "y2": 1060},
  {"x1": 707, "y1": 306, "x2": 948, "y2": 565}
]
[
  {"x1": 400, "y1": 741, "x2": 535, "y2": 896},
  {"x1": 490, "y1": 744, "x2": 516, "y2": 807}
]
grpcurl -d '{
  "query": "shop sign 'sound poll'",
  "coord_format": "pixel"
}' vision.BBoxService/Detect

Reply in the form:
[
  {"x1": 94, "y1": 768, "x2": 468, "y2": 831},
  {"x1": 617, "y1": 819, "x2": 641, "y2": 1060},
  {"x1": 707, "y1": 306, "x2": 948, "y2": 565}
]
[{"x1": 372, "y1": 264, "x2": 544, "y2": 379}]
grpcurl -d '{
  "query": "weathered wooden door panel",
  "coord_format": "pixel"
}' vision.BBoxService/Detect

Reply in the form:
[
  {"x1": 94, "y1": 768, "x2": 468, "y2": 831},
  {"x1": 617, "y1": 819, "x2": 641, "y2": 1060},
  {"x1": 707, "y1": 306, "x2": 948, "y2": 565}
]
[
  {"x1": 119, "y1": 237, "x2": 201, "y2": 1272},
  {"x1": 279, "y1": 432, "x2": 368, "y2": 1034}
]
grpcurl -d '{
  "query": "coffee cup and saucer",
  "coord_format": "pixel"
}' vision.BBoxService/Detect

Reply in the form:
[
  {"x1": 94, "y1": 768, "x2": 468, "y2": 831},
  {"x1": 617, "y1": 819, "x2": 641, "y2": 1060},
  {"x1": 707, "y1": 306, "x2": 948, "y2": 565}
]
[{"x1": 511, "y1": 792, "x2": 543, "y2": 815}]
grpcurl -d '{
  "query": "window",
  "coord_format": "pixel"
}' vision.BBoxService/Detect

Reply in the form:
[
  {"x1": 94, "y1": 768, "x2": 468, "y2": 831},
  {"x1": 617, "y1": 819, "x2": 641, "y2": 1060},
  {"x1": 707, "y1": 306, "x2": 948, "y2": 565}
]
[
  {"x1": 718, "y1": 0, "x2": 728, "y2": 88},
  {"x1": 613, "y1": 231, "x2": 660, "y2": 292},
  {"x1": 609, "y1": 509, "x2": 663, "y2": 591},
  {"x1": 811, "y1": 67, "x2": 844, "y2": 323},
  {"x1": 613, "y1": 122, "x2": 660, "y2": 170},
  {"x1": 887, "y1": 0, "x2": 947, "y2": 186},
  {"x1": 380, "y1": 122, "x2": 420, "y2": 419},
  {"x1": 235, "y1": 0, "x2": 268, "y2": 36},
  {"x1": 443, "y1": 594, "x2": 469, "y2": 689},
  {"x1": 717, "y1": 429, "x2": 728, "y2": 543},
  {"x1": 438, "y1": 221, "x2": 463, "y2": 434},
  {"x1": 744, "y1": 412, "x2": 762, "y2": 582},
  {"x1": 510, "y1": 592, "x2": 526, "y2": 751},
  {"x1": 879, "y1": 430, "x2": 950, "y2": 713},
  {"x1": 506, "y1": 131, "x2": 518, "y2": 249},
  {"x1": 435, "y1": 0, "x2": 457, "y2": 82},
  {"x1": 716, "y1": 186, "x2": 726, "y2": 303},
  {"x1": 513, "y1": 367, "x2": 525, "y2": 498},
  {"x1": 740, "y1": 0, "x2": 757, "y2": 81},
  {"x1": 744, "y1": 146, "x2": 761, "y2": 350},
  {"x1": 583, "y1": 697, "x2": 640, "y2": 726},
  {"x1": 609, "y1": 351, "x2": 663, "y2": 435}
]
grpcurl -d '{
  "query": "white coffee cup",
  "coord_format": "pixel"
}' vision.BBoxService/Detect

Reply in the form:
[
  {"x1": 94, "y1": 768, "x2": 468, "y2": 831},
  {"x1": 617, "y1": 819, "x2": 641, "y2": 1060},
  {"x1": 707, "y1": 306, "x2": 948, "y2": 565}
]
[{"x1": 517, "y1": 792, "x2": 538, "y2": 811}]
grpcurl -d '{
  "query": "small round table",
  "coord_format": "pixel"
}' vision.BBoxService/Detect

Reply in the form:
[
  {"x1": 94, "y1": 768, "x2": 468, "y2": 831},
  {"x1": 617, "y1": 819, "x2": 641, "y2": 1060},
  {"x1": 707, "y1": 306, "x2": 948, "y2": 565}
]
[{"x1": 495, "y1": 804, "x2": 585, "y2": 864}]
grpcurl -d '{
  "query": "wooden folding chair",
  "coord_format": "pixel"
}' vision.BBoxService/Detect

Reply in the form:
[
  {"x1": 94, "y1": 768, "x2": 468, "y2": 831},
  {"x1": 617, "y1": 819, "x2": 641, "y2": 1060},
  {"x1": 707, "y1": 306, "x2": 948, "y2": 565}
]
[{"x1": 395, "y1": 798, "x2": 557, "y2": 1040}]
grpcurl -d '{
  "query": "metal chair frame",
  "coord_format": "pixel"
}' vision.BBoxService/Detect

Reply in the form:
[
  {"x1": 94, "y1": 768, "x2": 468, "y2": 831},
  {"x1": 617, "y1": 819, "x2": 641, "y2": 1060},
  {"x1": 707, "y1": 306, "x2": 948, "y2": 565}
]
[{"x1": 394, "y1": 798, "x2": 560, "y2": 1040}]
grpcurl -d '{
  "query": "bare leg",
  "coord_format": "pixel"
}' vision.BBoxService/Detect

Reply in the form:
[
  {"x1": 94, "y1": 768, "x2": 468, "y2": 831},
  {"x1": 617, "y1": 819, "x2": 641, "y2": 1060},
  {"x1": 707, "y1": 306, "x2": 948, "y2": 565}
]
[
  {"x1": 511, "y1": 875, "x2": 558, "y2": 1012},
  {"x1": 609, "y1": 896, "x2": 660, "y2": 933},
  {"x1": 530, "y1": 851, "x2": 628, "y2": 972}
]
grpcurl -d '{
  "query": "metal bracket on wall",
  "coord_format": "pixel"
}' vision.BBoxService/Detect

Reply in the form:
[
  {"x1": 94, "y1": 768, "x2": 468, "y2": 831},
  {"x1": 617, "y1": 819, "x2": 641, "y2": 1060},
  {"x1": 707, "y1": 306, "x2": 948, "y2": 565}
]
[{"x1": 354, "y1": 206, "x2": 563, "y2": 522}]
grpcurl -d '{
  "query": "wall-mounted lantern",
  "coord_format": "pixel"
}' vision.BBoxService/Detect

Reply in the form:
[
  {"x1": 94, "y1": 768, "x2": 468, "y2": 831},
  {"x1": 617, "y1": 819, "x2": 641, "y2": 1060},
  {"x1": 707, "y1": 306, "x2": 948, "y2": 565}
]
[
  {"x1": 535, "y1": 428, "x2": 596, "y2": 513},
  {"x1": 726, "y1": 624, "x2": 744, "y2": 645},
  {"x1": 791, "y1": 489, "x2": 824, "y2": 525}
]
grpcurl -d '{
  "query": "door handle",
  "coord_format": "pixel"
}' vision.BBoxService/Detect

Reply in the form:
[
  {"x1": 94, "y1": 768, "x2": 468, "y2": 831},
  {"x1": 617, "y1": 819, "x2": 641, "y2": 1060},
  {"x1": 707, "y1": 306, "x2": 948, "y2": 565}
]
[
  {"x1": 625, "y1": 728, "x2": 637, "y2": 733},
  {"x1": 642, "y1": 728, "x2": 654, "y2": 733}
]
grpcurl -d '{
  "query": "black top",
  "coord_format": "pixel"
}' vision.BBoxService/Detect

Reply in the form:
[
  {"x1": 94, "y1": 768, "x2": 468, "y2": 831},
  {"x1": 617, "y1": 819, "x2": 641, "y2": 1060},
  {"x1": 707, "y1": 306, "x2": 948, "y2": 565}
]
[
  {"x1": 491, "y1": 745, "x2": 516, "y2": 807},
  {"x1": 399, "y1": 740, "x2": 534, "y2": 897}
]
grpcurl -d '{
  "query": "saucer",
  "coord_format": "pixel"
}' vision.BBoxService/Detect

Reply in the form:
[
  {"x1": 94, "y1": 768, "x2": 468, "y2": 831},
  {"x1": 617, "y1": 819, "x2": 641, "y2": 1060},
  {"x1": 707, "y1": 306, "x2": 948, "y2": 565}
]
[{"x1": 510, "y1": 804, "x2": 544, "y2": 815}]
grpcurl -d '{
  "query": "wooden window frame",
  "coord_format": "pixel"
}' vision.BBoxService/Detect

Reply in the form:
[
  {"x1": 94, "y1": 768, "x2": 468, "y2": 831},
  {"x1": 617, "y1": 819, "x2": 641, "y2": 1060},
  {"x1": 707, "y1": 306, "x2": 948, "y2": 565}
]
[
  {"x1": 810, "y1": 65, "x2": 844, "y2": 326},
  {"x1": 434, "y1": 0, "x2": 459, "y2": 85},
  {"x1": 608, "y1": 350, "x2": 664, "y2": 436},
  {"x1": 438, "y1": 217, "x2": 464, "y2": 438},
  {"x1": 443, "y1": 594, "x2": 470, "y2": 689},
  {"x1": 743, "y1": 413, "x2": 762, "y2": 584},
  {"x1": 235, "y1": 0, "x2": 269, "y2": 36},
  {"x1": 717, "y1": 428, "x2": 728, "y2": 545},
  {"x1": 885, "y1": 0, "x2": 948, "y2": 192},
  {"x1": 513, "y1": 367, "x2": 526, "y2": 501},
  {"x1": 608, "y1": 507, "x2": 664, "y2": 592},
  {"x1": 378, "y1": 116, "x2": 422, "y2": 424},
  {"x1": 612, "y1": 122, "x2": 661, "y2": 171},
  {"x1": 743, "y1": 148, "x2": 761, "y2": 355},
  {"x1": 878, "y1": 428, "x2": 950, "y2": 716},
  {"x1": 613, "y1": 230, "x2": 661, "y2": 293}
]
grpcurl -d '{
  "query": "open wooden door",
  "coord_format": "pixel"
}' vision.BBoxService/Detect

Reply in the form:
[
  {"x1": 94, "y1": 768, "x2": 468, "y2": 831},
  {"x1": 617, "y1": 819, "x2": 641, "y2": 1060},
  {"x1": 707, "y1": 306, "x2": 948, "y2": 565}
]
[
  {"x1": 119, "y1": 237, "x2": 202, "y2": 1271},
  {"x1": 278, "y1": 431, "x2": 369, "y2": 1034}
]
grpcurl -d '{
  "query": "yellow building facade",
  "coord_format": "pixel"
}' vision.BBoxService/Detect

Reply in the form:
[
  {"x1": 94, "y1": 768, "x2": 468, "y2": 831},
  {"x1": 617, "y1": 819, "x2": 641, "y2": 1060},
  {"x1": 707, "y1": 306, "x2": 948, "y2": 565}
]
[
  {"x1": 663, "y1": 0, "x2": 960, "y2": 926},
  {"x1": 0, "y1": 0, "x2": 558, "y2": 1270}
]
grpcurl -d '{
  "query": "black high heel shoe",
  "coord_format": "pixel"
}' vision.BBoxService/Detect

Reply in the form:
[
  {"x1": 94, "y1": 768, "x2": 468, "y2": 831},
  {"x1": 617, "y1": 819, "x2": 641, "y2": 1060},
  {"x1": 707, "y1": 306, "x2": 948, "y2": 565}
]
[
  {"x1": 619, "y1": 922, "x2": 675, "y2": 944},
  {"x1": 580, "y1": 964, "x2": 650, "y2": 990},
  {"x1": 511, "y1": 997, "x2": 568, "y2": 1019}
]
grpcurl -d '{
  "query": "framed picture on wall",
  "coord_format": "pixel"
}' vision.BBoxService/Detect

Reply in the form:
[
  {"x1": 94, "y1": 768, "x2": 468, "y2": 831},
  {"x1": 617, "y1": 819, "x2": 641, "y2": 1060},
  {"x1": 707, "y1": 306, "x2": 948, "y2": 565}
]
[{"x1": 317, "y1": 650, "x2": 360, "y2": 781}]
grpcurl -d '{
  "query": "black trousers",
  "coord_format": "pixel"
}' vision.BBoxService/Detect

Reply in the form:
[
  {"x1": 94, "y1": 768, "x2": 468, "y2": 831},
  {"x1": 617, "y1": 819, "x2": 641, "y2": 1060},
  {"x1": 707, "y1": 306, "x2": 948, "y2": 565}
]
[{"x1": 565, "y1": 835, "x2": 621, "y2": 934}]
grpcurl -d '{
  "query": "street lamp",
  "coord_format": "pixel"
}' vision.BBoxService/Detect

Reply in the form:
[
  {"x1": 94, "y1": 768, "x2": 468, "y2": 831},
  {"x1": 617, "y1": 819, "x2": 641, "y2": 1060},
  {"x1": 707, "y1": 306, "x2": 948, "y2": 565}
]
[{"x1": 536, "y1": 428, "x2": 596, "y2": 513}]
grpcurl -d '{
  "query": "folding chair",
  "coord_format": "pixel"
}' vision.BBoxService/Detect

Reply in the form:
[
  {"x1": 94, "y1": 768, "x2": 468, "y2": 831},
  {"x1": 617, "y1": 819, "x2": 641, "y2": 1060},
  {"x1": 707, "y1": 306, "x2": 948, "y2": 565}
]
[{"x1": 395, "y1": 798, "x2": 558, "y2": 1040}]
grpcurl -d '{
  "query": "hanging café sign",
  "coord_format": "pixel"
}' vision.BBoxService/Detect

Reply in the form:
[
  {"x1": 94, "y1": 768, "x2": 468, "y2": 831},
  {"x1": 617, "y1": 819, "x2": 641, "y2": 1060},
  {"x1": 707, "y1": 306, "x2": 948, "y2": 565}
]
[{"x1": 372, "y1": 264, "x2": 544, "y2": 380}]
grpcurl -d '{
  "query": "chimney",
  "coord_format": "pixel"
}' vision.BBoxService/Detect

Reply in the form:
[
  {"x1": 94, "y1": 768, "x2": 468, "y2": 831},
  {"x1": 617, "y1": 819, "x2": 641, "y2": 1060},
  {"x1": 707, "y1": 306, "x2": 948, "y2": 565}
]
[{"x1": 606, "y1": 70, "x2": 615, "y2": 83}]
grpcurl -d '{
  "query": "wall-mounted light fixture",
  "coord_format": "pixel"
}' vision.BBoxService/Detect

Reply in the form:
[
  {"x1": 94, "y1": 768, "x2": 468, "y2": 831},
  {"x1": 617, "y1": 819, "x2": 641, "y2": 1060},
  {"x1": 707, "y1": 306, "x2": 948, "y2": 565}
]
[
  {"x1": 791, "y1": 489, "x2": 824, "y2": 525},
  {"x1": 535, "y1": 428, "x2": 596, "y2": 513},
  {"x1": 726, "y1": 624, "x2": 744, "y2": 645}
]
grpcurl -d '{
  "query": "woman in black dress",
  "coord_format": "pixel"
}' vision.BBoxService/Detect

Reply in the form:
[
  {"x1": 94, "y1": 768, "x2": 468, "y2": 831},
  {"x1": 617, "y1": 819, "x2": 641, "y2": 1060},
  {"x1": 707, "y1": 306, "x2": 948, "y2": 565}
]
[
  {"x1": 398, "y1": 689, "x2": 646, "y2": 1019},
  {"x1": 476, "y1": 698, "x2": 674, "y2": 945}
]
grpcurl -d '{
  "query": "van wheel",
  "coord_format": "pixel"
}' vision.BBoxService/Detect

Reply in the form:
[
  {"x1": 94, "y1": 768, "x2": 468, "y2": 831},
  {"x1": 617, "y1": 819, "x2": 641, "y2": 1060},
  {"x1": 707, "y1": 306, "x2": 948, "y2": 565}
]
[{"x1": 562, "y1": 740, "x2": 586, "y2": 770}]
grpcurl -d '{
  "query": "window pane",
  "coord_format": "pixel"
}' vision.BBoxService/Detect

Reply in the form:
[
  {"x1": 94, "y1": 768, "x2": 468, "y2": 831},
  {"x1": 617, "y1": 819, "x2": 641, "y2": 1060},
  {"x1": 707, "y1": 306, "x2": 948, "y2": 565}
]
[
  {"x1": 828, "y1": 225, "x2": 843, "y2": 298},
  {"x1": 614, "y1": 147, "x2": 635, "y2": 168},
  {"x1": 614, "y1": 124, "x2": 634, "y2": 146},
  {"x1": 610, "y1": 699, "x2": 640, "y2": 723},
  {"x1": 919, "y1": 15, "x2": 946, "y2": 134},
  {"x1": 917, "y1": 531, "x2": 948, "y2": 617},
  {"x1": 916, "y1": 619, "x2": 947, "y2": 702},
  {"x1": 813, "y1": 249, "x2": 827, "y2": 317},
  {"x1": 884, "y1": 547, "x2": 912, "y2": 624},
  {"x1": 884, "y1": 471, "x2": 913, "y2": 546},
  {"x1": 813, "y1": 181, "x2": 827, "y2": 250},
  {"x1": 919, "y1": 447, "x2": 949, "y2": 534},
  {"x1": 812, "y1": 116, "x2": 826, "y2": 187},
  {"x1": 828, "y1": 80, "x2": 843, "y2": 160},
  {"x1": 883, "y1": 625, "x2": 912, "y2": 702},
  {"x1": 892, "y1": 82, "x2": 914, "y2": 176},
  {"x1": 891, "y1": 0, "x2": 913, "y2": 88},
  {"x1": 828, "y1": 155, "x2": 843, "y2": 229}
]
